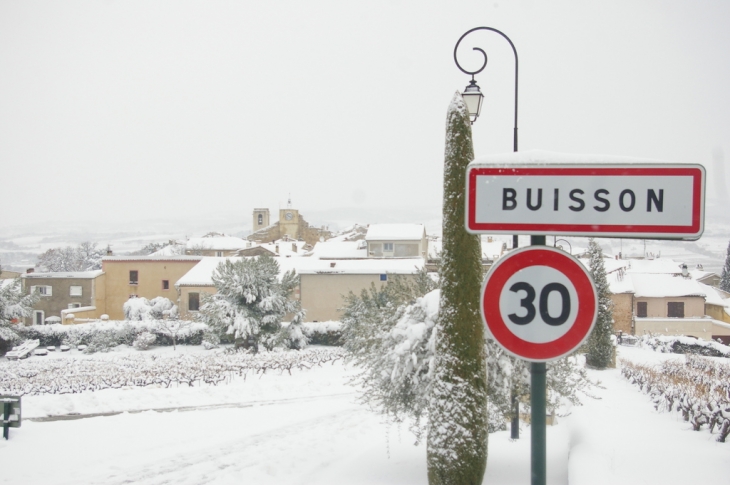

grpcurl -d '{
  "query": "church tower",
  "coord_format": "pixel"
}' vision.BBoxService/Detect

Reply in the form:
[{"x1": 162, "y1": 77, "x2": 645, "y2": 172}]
[{"x1": 253, "y1": 208, "x2": 270, "y2": 231}]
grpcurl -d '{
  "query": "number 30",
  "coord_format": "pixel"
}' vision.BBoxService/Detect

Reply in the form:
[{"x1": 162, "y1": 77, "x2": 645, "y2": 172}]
[{"x1": 507, "y1": 282, "x2": 570, "y2": 326}]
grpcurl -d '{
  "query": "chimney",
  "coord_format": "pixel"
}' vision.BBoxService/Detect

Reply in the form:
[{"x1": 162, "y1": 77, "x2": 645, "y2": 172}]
[
  {"x1": 292, "y1": 243, "x2": 297, "y2": 253},
  {"x1": 275, "y1": 244, "x2": 279, "y2": 254},
  {"x1": 26, "y1": 268, "x2": 35, "y2": 274},
  {"x1": 330, "y1": 262, "x2": 336, "y2": 268}
]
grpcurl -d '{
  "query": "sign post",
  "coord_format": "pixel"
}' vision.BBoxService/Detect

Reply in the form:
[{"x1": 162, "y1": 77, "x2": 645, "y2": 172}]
[
  {"x1": 481, "y1": 243, "x2": 597, "y2": 485},
  {"x1": 2, "y1": 396, "x2": 21, "y2": 440},
  {"x1": 468, "y1": 152, "x2": 705, "y2": 485}
]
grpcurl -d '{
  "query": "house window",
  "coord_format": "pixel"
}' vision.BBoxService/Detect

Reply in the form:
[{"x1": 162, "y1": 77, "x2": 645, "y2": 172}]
[
  {"x1": 162, "y1": 280, "x2": 170, "y2": 290},
  {"x1": 129, "y1": 270, "x2": 138, "y2": 285},
  {"x1": 380, "y1": 274, "x2": 388, "y2": 281},
  {"x1": 68, "y1": 303, "x2": 81, "y2": 309},
  {"x1": 383, "y1": 243, "x2": 394, "y2": 252},
  {"x1": 636, "y1": 301, "x2": 647, "y2": 318},
  {"x1": 31, "y1": 285, "x2": 52, "y2": 296},
  {"x1": 216, "y1": 251, "x2": 223, "y2": 257},
  {"x1": 189, "y1": 292, "x2": 200, "y2": 311},
  {"x1": 70, "y1": 286, "x2": 82, "y2": 297},
  {"x1": 667, "y1": 302, "x2": 684, "y2": 318},
  {"x1": 34, "y1": 310, "x2": 44, "y2": 325}
]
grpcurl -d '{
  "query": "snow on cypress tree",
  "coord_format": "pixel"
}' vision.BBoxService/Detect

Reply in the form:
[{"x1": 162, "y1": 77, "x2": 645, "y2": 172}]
[
  {"x1": 427, "y1": 92, "x2": 488, "y2": 485},
  {"x1": 585, "y1": 238, "x2": 615, "y2": 369},
  {"x1": 720, "y1": 239, "x2": 730, "y2": 293}
]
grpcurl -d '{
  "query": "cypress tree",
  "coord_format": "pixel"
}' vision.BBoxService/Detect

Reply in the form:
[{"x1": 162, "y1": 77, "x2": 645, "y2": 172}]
[
  {"x1": 427, "y1": 92, "x2": 488, "y2": 485},
  {"x1": 585, "y1": 238, "x2": 615, "y2": 369},
  {"x1": 720, "y1": 240, "x2": 730, "y2": 293}
]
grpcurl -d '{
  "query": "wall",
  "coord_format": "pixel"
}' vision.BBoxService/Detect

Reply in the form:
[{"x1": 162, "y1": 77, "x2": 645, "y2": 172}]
[
  {"x1": 23, "y1": 275, "x2": 102, "y2": 324},
  {"x1": 177, "y1": 285, "x2": 217, "y2": 320},
  {"x1": 611, "y1": 293, "x2": 634, "y2": 334},
  {"x1": 102, "y1": 258, "x2": 201, "y2": 320},
  {"x1": 634, "y1": 296, "x2": 705, "y2": 319},
  {"x1": 299, "y1": 273, "x2": 417, "y2": 322},
  {"x1": 635, "y1": 318, "x2": 718, "y2": 340}
]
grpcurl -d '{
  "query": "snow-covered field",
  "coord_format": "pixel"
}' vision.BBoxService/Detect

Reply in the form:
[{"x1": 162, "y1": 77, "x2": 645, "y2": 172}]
[{"x1": 1, "y1": 345, "x2": 728, "y2": 485}]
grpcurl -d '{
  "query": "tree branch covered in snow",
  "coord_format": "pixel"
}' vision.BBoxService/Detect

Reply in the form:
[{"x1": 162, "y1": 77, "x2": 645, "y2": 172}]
[
  {"x1": 36, "y1": 242, "x2": 105, "y2": 272},
  {"x1": 0, "y1": 277, "x2": 39, "y2": 343}
]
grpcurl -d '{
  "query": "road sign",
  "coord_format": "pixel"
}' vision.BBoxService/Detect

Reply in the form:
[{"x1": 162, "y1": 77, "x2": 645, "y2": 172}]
[
  {"x1": 466, "y1": 156, "x2": 705, "y2": 240},
  {"x1": 481, "y1": 246, "x2": 597, "y2": 362}
]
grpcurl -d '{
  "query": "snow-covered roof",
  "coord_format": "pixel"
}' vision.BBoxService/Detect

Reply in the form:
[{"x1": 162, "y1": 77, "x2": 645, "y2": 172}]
[
  {"x1": 103, "y1": 255, "x2": 203, "y2": 262},
  {"x1": 482, "y1": 240, "x2": 506, "y2": 260},
  {"x1": 307, "y1": 241, "x2": 367, "y2": 259},
  {"x1": 365, "y1": 224, "x2": 425, "y2": 241},
  {"x1": 176, "y1": 256, "x2": 425, "y2": 287},
  {"x1": 22, "y1": 270, "x2": 104, "y2": 279},
  {"x1": 149, "y1": 245, "x2": 184, "y2": 257},
  {"x1": 631, "y1": 274, "x2": 708, "y2": 299},
  {"x1": 185, "y1": 236, "x2": 248, "y2": 251}
]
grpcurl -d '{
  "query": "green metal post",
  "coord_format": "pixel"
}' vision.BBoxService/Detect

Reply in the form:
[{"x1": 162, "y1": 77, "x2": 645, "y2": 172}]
[
  {"x1": 3, "y1": 400, "x2": 9, "y2": 440},
  {"x1": 530, "y1": 235, "x2": 546, "y2": 485},
  {"x1": 530, "y1": 362, "x2": 546, "y2": 485}
]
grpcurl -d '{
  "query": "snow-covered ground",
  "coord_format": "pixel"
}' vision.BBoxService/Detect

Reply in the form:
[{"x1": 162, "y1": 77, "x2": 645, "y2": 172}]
[{"x1": 1, "y1": 345, "x2": 728, "y2": 485}]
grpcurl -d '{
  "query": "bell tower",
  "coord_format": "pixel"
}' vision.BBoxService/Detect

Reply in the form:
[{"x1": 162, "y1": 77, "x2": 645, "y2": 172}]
[{"x1": 253, "y1": 208, "x2": 270, "y2": 232}]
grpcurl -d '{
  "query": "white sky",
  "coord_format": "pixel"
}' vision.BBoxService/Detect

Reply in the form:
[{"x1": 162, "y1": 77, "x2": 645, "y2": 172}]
[{"x1": 1, "y1": 1, "x2": 729, "y2": 230}]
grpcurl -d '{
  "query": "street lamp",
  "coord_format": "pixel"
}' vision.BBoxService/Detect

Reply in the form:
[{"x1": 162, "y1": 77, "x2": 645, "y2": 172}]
[
  {"x1": 453, "y1": 26, "x2": 519, "y2": 151},
  {"x1": 455, "y1": 26, "x2": 520, "y2": 251}
]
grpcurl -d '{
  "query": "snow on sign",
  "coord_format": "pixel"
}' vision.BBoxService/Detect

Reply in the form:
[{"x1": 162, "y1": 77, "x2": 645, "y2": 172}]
[
  {"x1": 481, "y1": 246, "x2": 597, "y2": 362},
  {"x1": 466, "y1": 151, "x2": 705, "y2": 240}
]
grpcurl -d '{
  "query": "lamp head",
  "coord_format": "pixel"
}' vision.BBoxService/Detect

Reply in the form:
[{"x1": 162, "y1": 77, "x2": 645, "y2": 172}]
[{"x1": 462, "y1": 78, "x2": 484, "y2": 124}]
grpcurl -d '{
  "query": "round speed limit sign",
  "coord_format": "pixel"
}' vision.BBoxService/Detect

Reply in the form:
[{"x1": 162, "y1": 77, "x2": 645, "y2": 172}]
[{"x1": 481, "y1": 246, "x2": 597, "y2": 362}]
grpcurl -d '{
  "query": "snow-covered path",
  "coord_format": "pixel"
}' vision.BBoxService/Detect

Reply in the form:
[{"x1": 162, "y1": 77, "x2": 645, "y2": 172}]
[{"x1": 2, "y1": 347, "x2": 728, "y2": 484}]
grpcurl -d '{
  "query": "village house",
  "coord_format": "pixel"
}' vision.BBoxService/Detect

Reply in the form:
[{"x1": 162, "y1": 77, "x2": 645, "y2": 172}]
[
  {"x1": 101, "y1": 255, "x2": 202, "y2": 320},
  {"x1": 21, "y1": 270, "x2": 106, "y2": 324}
]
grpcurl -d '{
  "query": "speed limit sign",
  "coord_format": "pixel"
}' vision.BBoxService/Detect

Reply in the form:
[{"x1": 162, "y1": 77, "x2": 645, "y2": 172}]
[{"x1": 481, "y1": 246, "x2": 597, "y2": 362}]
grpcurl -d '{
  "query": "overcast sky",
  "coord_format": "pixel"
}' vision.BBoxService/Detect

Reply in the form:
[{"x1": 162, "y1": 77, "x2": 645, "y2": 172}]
[{"x1": 1, "y1": 1, "x2": 729, "y2": 232}]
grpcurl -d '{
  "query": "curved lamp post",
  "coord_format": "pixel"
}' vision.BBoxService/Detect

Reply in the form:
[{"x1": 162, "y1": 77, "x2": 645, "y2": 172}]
[
  {"x1": 453, "y1": 26, "x2": 519, "y2": 152},
  {"x1": 554, "y1": 238, "x2": 573, "y2": 255}
]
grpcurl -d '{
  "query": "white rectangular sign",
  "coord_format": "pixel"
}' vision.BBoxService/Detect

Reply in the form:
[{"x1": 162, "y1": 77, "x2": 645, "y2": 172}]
[{"x1": 466, "y1": 163, "x2": 705, "y2": 239}]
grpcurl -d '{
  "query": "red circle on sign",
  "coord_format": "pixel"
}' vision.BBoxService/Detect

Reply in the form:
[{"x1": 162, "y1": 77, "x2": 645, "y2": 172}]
[{"x1": 481, "y1": 246, "x2": 597, "y2": 362}]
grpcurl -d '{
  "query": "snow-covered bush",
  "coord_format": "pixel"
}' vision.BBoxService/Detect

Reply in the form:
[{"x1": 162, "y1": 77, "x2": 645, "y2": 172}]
[
  {"x1": 301, "y1": 321, "x2": 343, "y2": 346},
  {"x1": 639, "y1": 335, "x2": 730, "y2": 358},
  {"x1": 133, "y1": 331, "x2": 157, "y2": 350},
  {"x1": 16, "y1": 320, "x2": 207, "y2": 349},
  {"x1": 123, "y1": 297, "x2": 151, "y2": 321},
  {"x1": 202, "y1": 328, "x2": 220, "y2": 350},
  {"x1": 622, "y1": 355, "x2": 730, "y2": 442},
  {"x1": 84, "y1": 330, "x2": 118, "y2": 354},
  {"x1": 123, "y1": 296, "x2": 178, "y2": 321}
]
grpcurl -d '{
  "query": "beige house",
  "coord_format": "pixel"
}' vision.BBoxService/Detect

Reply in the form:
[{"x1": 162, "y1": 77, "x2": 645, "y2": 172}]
[
  {"x1": 102, "y1": 256, "x2": 202, "y2": 320},
  {"x1": 365, "y1": 224, "x2": 427, "y2": 258},
  {"x1": 298, "y1": 258, "x2": 426, "y2": 322},
  {"x1": 21, "y1": 270, "x2": 106, "y2": 324},
  {"x1": 607, "y1": 268, "x2": 730, "y2": 341}
]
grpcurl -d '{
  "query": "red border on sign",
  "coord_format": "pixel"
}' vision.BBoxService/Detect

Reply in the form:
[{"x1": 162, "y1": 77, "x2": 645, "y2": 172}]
[
  {"x1": 482, "y1": 247, "x2": 597, "y2": 361},
  {"x1": 466, "y1": 166, "x2": 704, "y2": 236}
]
